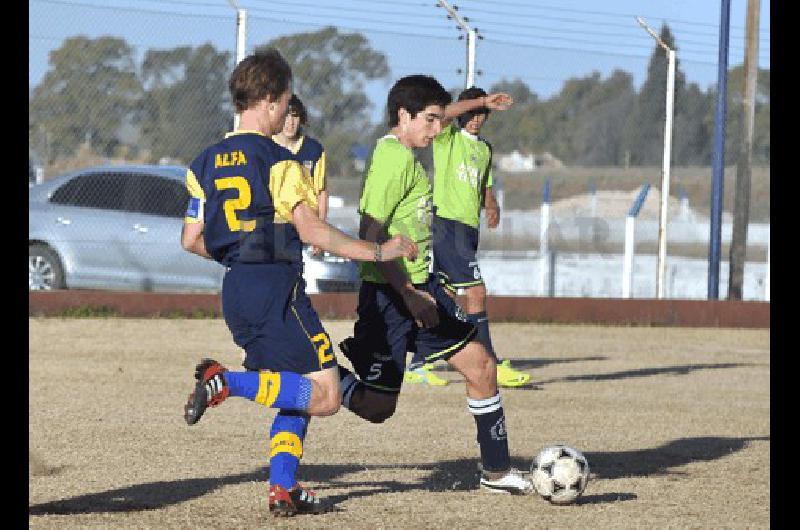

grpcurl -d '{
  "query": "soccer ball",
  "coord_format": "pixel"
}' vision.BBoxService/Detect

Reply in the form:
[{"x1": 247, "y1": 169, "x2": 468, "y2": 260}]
[{"x1": 530, "y1": 444, "x2": 590, "y2": 505}]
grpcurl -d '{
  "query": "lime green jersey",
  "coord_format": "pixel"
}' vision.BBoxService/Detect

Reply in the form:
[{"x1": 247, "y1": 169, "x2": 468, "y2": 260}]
[
  {"x1": 432, "y1": 123, "x2": 493, "y2": 228},
  {"x1": 358, "y1": 135, "x2": 432, "y2": 284}
]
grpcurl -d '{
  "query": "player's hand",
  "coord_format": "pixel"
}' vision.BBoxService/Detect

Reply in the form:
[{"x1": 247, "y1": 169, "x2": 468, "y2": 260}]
[
  {"x1": 485, "y1": 206, "x2": 500, "y2": 229},
  {"x1": 379, "y1": 235, "x2": 418, "y2": 262},
  {"x1": 402, "y1": 288, "x2": 440, "y2": 328},
  {"x1": 484, "y1": 93, "x2": 514, "y2": 111},
  {"x1": 310, "y1": 245, "x2": 323, "y2": 257}
]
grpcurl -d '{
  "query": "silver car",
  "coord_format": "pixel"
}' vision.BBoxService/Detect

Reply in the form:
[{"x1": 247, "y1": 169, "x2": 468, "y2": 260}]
[{"x1": 29, "y1": 165, "x2": 359, "y2": 293}]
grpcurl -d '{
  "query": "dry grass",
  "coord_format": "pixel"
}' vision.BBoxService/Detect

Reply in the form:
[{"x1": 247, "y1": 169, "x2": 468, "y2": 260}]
[{"x1": 29, "y1": 318, "x2": 769, "y2": 528}]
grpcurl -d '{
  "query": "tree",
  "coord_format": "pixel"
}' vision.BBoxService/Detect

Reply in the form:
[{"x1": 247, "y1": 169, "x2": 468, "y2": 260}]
[
  {"x1": 29, "y1": 36, "x2": 142, "y2": 164},
  {"x1": 713, "y1": 64, "x2": 770, "y2": 164},
  {"x1": 480, "y1": 79, "x2": 543, "y2": 154},
  {"x1": 257, "y1": 27, "x2": 389, "y2": 177},
  {"x1": 138, "y1": 44, "x2": 232, "y2": 163}
]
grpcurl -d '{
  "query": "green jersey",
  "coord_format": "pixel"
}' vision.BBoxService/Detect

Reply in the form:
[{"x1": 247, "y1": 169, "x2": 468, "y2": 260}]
[
  {"x1": 358, "y1": 135, "x2": 432, "y2": 284},
  {"x1": 432, "y1": 123, "x2": 493, "y2": 228}
]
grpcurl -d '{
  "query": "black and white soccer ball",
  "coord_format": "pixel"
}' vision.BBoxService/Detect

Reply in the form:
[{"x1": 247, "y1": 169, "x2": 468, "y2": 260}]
[{"x1": 530, "y1": 444, "x2": 589, "y2": 505}]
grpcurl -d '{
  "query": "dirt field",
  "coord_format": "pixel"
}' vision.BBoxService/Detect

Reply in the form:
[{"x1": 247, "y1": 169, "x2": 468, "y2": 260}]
[{"x1": 29, "y1": 318, "x2": 770, "y2": 528}]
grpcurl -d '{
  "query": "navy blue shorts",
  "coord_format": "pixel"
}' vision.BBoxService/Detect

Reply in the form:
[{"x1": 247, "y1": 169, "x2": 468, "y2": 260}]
[
  {"x1": 352, "y1": 275, "x2": 476, "y2": 385},
  {"x1": 432, "y1": 215, "x2": 483, "y2": 292},
  {"x1": 221, "y1": 262, "x2": 337, "y2": 374}
]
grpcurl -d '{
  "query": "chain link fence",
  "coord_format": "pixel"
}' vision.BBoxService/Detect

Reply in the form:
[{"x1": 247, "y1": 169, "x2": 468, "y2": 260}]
[{"x1": 29, "y1": 0, "x2": 769, "y2": 298}]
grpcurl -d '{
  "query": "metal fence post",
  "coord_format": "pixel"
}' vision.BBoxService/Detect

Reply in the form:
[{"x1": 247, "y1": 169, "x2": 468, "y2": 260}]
[
  {"x1": 622, "y1": 183, "x2": 650, "y2": 298},
  {"x1": 540, "y1": 178, "x2": 551, "y2": 296}
]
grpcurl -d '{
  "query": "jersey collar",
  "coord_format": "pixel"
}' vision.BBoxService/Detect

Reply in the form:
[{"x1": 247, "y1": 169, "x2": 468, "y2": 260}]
[
  {"x1": 459, "y1": 128, "x2": 479, "y2": 141},
  {"x1": 225, "y1": 129, "x2": 267, "y2": 138}
]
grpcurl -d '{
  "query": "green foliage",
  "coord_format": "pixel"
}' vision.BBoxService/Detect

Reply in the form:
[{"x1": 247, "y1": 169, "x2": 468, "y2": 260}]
[
  {"x1": 257, "y1": 27, "x2": 390, "y2": 177},
  {"x1": 27, "y1": 27, "x2": 768, "y2": 171},
  {"x1": 56, "y1": 306, "x2": 119, "y2": 318},
  {"x1": 138, "y1": 44, "x2": 232, "y2": 164},
  {"x1": 29, "y1": 36, "x2": 142, "y2": 164}
]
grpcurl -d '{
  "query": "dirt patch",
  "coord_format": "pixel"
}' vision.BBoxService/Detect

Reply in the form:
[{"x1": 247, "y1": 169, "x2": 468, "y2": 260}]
[{"x1": 29, "y1": 318, "x2": 769, "y2": 528}]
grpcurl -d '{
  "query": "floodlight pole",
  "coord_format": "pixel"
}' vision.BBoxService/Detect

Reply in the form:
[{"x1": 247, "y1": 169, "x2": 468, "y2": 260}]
[
  {"x1": 636, "y1": 16, "x2": 675, "y2": 299},
  {"x1": 437, "y1": 0, "x2": 477, "y2": 89},
  {"x1": 227, "y1": 0, "x2": 247, "y2": 130}
]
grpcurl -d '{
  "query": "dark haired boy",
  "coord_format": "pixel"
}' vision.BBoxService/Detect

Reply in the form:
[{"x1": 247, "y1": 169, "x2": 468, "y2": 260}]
[
  {"x1": 407, "y1": 86, "x2": 531, "y2": 388},
  {"x1": 337, "y1": 74, "x2": 532, "y2": 495}
]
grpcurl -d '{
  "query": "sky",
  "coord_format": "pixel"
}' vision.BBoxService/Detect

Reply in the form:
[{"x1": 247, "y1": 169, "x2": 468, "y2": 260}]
[{"x1": 29, "y1": 0, "x2": 770, "y2": 124}]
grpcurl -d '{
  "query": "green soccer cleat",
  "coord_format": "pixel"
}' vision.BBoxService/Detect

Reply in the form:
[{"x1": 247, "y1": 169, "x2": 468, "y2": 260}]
[
  {"x1": 403, "y1": 364, "x2": 449, "y2": 386},
  {"x1": 496, "y1": 359, "x2": 530, "y2": 388}
]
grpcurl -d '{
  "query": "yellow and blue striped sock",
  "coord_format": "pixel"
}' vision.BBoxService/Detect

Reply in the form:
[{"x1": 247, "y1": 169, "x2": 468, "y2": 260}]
[
  {"x1": 269, "y1": 411, "x2": 309, "y2": 489},
  {"x1": 225, "y1": 371, "x2": 312, "y2": 410}
]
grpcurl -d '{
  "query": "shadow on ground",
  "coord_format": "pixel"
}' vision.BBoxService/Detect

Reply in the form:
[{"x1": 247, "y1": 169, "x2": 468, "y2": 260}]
[
  {"x1": 435, "y1": 356, "x2": 608, "y2": 372},
  {"x1": 29, "y1": 435, "x2": 768, "y2": 515},
  {"x1": 535, "y1": 362, "x2": 752, "y2": 385}
]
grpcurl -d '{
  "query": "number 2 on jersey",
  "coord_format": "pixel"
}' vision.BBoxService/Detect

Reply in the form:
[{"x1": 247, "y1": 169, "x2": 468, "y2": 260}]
[{"x1": 214, "y1": 176, "x2": 255, "y2": 232}]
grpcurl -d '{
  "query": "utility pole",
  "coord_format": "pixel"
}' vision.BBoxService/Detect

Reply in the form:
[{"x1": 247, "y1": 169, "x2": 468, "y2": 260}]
[
  {"x1": 728, "y1": 0, "x2": 760, "y2": 300},
  {"x1": 636, "y1": 17, "x2": 675, "y2": 299},
  {"x1": 436, "y1": 0, "x2": 479, "y2": 89},
  {"x1": 709, "y1": 0, "x2": 731, "y2": 299},
  {"x1": 227, "y1": 0, "x2": 247, "y2": 130}
]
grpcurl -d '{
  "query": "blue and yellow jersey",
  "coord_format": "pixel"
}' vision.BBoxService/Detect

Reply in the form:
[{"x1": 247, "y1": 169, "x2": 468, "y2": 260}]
[
  {"x1": 184, "y1": 130, "x2": 318, "y2": 267},
  {"x1": 272, "y1": 135, "x2": 326, "y2": 196}
]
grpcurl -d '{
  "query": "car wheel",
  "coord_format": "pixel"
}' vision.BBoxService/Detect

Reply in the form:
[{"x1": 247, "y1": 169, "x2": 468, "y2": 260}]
[{"x1": 29, "y1": 244, "x2": 65, "y2": 290}]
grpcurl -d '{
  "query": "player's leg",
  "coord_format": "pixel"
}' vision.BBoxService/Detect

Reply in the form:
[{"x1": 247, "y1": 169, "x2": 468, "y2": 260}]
[
  {"x1": 266, "y1": 409, "x2": 323, "y2": 516},
  {"x1": 336, "y1": 281, "x2": 405, "y2": 423},
  {"x1": 417, "y1": 279, "x2": 532, "y2": 495},
  {"x1": 184, "y1": 268, "x2": 338, "y2": 515},
  {"x1": 462, "y1": 283, "x2": 530, "y2": 388},
  {"x1": 405, "y1": 348, "x2": 449, "y2": 386}
]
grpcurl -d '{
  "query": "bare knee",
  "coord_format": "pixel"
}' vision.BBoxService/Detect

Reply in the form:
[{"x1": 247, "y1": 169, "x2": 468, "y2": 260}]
[
  {"x1": 347, "y1": 386, "x2": 398, "y2": 423},
  {"x1": 363, "y1": 390, "x2": 398, "y2": 423},
  {"x1": 455, "y1": 343, "x2": 497, "y2": 396},
  {"x1": 465, "y1": 284, "x2": 487, "y2": 312},
  {"x1": 307, "y1": 379, "x2": 341, "y2": 417}
]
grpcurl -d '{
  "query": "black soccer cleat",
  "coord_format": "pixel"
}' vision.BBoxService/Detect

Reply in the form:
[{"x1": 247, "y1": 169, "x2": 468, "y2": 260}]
[{"x1": 184, "y1": 358, "x2": 229, "y2": 426}]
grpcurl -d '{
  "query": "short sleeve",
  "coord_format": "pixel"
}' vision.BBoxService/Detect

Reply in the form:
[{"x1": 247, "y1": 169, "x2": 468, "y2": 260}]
[
  {"x1": 184, "y1": 168, "x2": 205, "y2": 224},
  {"x1": 313, "y1": 150, "x2": 326, "y2": 194},
  {"x1": 269, "y1": 159, "x2": 319, "y2": 222},
  {"x1": 358, "y1": 144, "x2": 410, "y2": 224},
  {"x1": 484, "y1": 141, "x2": 494, "y2": 188},
  {"x1": 433, "y1": 122, "x2": 457, "y2": 147}
]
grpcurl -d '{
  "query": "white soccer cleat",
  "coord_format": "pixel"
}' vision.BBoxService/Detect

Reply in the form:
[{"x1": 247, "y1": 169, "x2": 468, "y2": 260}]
[{"x1": 479, "y1": 467, "x2": 534, "y2": 495}]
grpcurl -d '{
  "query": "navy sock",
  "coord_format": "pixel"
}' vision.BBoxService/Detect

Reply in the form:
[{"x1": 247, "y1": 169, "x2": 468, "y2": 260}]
[
  {"x1": 467, "y1": 312, "x2": 498, "y2": 362},
  {"x1": 468, "y1": 393, "x2": 510, "y2": 473}
]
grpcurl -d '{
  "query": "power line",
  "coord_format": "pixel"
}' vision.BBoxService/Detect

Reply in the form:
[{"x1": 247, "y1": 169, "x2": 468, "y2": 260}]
[
  {"x1": 32, "y1": 0, "x2": 232, "y2": 20},
  {"x1": 457, "y1": 0, "x2": 770, "y2": 34}
]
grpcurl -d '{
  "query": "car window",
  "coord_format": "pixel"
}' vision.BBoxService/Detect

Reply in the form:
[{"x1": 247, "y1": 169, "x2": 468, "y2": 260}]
[
  {"x1": 127, "y1": 174, "x2": 189, "y2": 218},
  {"x1": 50, "y1": 173, "x2": 128, "y2": 211}
]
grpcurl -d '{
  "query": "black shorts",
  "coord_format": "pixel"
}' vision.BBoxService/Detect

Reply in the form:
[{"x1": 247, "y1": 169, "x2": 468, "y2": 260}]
[
  {"x1": 350, "y1": 276, "x2": 476, "y2": 391},
  {"x1": 222, "y1": 263, "x2": 337, "y2": 374},
  {"x1": 432, "y1": 215, "x2": 483, "y2": 292}
]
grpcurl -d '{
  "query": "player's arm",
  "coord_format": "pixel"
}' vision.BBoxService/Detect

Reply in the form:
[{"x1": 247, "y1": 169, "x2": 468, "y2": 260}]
[
  {"x1": 182, "y1": 168, "x2": 213, "y2": 259},
  {"x1": 483, "y1": 145, "x2": 500, "y2": 229},
  {"x1": 181, "y1": 221, "x2": 212, "y2": 259},
  {"x1": 484, "y1": 186, "x2": 500, "y2": 229},
  {"x1": 359, "y1": 214, "x2": 439, "y2": 328},
  {"x1": 441, "y1": 92, "x2": 515, "y2": 128},
  {"x1": 272, "y1": 159, "x2": 416, "y2": 263},
  {"x1": 294, "y1": 204, "x2": 416, "y2": 263}
]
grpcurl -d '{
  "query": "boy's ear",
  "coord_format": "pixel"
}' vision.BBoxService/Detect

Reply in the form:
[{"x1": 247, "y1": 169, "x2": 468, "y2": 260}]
[{"x1": 397, "y1": 107, "x2": 410, "y2": 124}]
